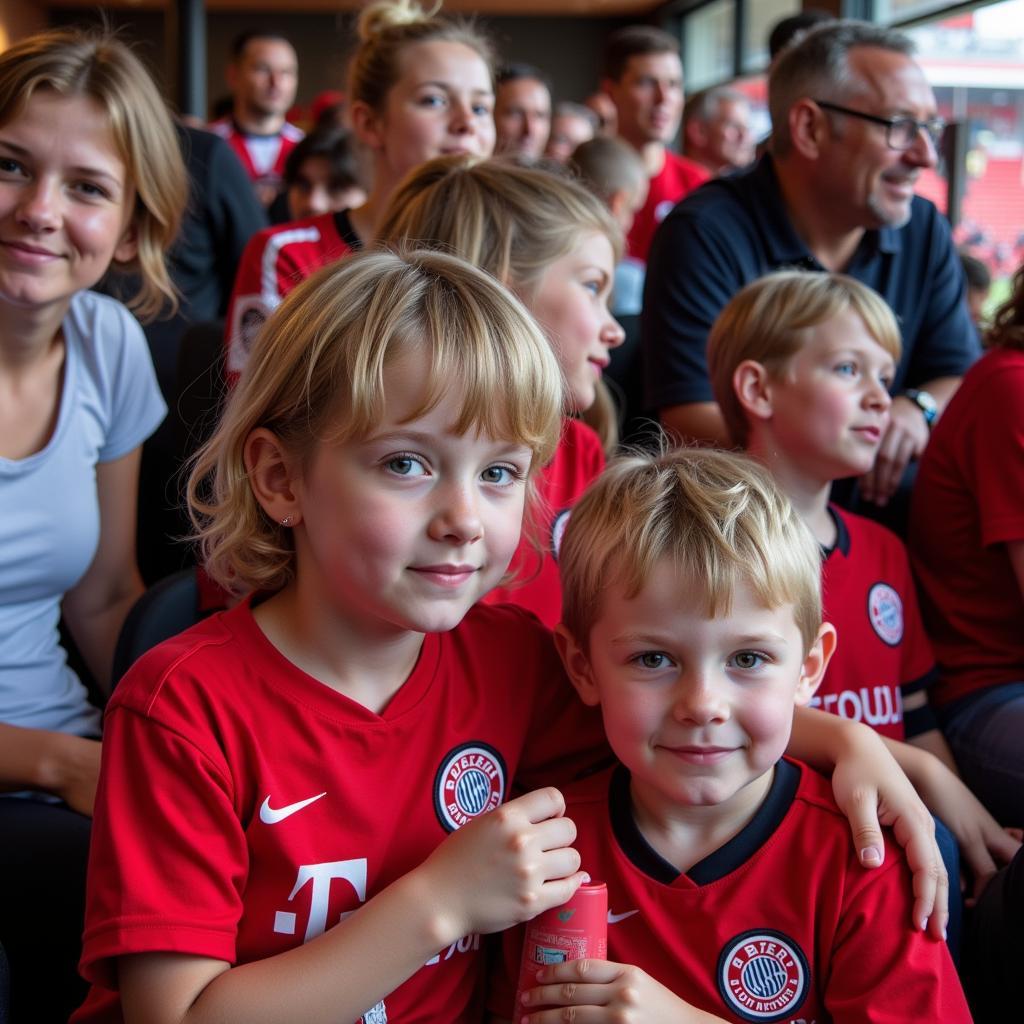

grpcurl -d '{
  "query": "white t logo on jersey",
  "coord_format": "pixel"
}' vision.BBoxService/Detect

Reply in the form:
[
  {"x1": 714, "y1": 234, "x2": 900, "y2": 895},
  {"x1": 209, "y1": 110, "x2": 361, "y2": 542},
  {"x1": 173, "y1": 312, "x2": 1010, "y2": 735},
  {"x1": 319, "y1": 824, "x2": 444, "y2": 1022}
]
[{"x1": 273, "y1": 858, "x2": 368, "y2": 943}]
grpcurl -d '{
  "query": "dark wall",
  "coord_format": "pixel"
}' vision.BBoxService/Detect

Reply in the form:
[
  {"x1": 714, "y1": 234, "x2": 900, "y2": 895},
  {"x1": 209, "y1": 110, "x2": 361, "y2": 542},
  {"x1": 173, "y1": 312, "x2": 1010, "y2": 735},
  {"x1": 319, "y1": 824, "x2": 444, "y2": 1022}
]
[{"x1": 49, "y1": 8, "x2": 634, "y2": 118}]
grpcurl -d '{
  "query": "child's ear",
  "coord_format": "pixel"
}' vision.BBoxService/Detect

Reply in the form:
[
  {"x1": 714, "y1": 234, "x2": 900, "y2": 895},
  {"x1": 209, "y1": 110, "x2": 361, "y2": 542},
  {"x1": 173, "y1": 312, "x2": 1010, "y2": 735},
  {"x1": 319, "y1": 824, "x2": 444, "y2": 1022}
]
[
  {"x1": 608, "y1": 187, "x2": 629, "y2": 222},
  {"x1": 553, "y1": 624, "x2": 601, "y2": 707},
  {"x1": 732, "y1": 359, "x2": 774, "y2": 424},
  {"x1": 245, "y1": 428, "x2": 303, "y2": 528},
  {"x1": 795, "y1": 622, "x2": 837, "y2": 706}
]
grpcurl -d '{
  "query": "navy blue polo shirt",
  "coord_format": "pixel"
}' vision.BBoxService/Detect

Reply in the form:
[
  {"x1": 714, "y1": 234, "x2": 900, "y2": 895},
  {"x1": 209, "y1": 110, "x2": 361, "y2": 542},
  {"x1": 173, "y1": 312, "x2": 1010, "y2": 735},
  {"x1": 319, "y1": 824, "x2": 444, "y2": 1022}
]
[{"x1": 642, "y1": 155, "x2": 980, "y2": 412}]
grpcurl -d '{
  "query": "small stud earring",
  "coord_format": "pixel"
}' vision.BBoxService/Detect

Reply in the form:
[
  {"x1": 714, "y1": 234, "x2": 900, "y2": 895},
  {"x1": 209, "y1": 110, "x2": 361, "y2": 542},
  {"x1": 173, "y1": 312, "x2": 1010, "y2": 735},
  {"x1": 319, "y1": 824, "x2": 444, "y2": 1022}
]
[{"x1": 280, "y1": 514, "x2": 295, "y2": 528}]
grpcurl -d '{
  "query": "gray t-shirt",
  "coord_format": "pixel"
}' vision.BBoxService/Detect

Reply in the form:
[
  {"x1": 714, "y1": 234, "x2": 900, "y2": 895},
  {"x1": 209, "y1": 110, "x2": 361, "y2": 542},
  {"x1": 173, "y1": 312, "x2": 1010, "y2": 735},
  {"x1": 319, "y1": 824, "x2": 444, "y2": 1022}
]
[{"x1": 0, "y1": 290, "x2": 166, "y2": 735}]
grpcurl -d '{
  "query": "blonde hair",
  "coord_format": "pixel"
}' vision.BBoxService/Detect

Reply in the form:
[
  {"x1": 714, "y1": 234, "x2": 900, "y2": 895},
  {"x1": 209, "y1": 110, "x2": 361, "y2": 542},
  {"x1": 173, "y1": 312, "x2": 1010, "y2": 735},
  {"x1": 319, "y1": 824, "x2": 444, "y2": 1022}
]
[
  {"x1": 378, "y1": 154, "x2": 624, "y2": 446},
  {"x1": 707, "y1": 270, "x2": 903, "y2": 447},
  {"x1": 0, "y1": 29, "x2": 187, "y2": 320},
  {"x1": 349, "y1": 0, "x2": 494, "y2": 113},
  {"x1": 189, "y1": 248, "x2": 564, "y2": 596},
  {"x1": 559, "y1": 447, "x2": 822, "y2": 652}
]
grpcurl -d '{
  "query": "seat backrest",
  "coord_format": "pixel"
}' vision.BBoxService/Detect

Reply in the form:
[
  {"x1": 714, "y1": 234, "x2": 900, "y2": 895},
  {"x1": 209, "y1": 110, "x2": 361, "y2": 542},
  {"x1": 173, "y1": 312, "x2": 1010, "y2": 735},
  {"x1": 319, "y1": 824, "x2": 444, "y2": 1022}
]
[{"x1": 112, "y1": 569, "x2": 201, "y2": 684}]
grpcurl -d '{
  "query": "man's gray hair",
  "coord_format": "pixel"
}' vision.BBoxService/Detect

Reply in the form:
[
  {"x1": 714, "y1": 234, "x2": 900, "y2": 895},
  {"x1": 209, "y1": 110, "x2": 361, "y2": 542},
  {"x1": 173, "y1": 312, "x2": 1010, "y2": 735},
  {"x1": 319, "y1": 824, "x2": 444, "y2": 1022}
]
[
  {"x1": 769, "y1": 20, "x2": 915, "y2": 156},
  {"x1": 683, "y1": 85, "x2": 748, "y2": 127}
]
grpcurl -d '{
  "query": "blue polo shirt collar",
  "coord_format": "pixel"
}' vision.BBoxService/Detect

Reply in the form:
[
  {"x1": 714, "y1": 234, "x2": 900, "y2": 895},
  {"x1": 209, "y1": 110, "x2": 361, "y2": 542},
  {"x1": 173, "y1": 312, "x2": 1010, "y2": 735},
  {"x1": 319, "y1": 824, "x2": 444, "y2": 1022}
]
[{"x1": 753, "y1": 156, "x2": 901, "y2": 267}]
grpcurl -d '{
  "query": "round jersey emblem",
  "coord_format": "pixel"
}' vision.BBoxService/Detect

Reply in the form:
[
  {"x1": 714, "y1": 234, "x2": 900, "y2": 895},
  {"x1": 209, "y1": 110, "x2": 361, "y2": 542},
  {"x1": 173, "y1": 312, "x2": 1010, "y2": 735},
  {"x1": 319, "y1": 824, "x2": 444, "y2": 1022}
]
[
  {"x1": 433, "y1": 742, "x2": 506, "y2": 832},
  {"x1": 551, "y1": 509, "x2": 572, "y2": 562},
  {"x1": 717, "y1": 930, "x2": 809, "y2": 1022},
  {"x1": 867, "y1": 582, "x2": 903, "y2": 646}
]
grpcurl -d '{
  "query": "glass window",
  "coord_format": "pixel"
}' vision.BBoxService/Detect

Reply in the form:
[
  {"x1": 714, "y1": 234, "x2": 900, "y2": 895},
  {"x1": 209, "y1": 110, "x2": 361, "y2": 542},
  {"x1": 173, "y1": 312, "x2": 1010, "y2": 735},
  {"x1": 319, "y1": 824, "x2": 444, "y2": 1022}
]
[
  {"x1": 876, "y1": 0, "x2": 969, "y2": 25},
  {"x1": 684, "y1": 0, "x2": 736, "y2": 92},
  {"x1": 906, "y1": 0, "x2": 1024, "y2": 305},
  {"x1": 742, "y1": 0, "x2": 801, "y2": 73}
]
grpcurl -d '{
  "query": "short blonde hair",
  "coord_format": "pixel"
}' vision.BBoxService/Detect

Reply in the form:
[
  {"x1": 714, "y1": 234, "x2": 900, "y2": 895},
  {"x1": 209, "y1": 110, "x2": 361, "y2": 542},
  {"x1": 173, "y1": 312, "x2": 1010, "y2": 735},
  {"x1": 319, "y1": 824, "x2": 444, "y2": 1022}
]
[
  {"x1": 349, "y1": 0, "x2": 494, "y2": 113},
  {"x1": 378, "y1": 154, "x2": 624, "y2": 447},
  {"x1": 707, "y1": 270, "x2": 902, "y2": 447},
  {"x1": 559, "y1": 447, "x2": 822, "y2": 652},
  {"x1": 189, "y1": 248, "x2": 564, "y2": 596},
  {"x1": 0, "y1": 29, "x2": 187, "y2": 320}
]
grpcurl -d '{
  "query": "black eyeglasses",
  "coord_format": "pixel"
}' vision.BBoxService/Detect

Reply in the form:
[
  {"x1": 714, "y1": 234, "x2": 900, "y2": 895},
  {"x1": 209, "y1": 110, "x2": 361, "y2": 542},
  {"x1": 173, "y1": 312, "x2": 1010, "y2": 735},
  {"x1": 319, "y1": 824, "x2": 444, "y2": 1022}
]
[{"x1": 814, "y1": 99, "x2": 946, "y2": 151}]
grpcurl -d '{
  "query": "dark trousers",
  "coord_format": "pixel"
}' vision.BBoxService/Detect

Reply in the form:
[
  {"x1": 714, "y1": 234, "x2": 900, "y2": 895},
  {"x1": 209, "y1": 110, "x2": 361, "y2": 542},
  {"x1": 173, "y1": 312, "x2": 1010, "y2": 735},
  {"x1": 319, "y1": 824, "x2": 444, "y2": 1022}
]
[{"x1": 0, "y1": 799, "x2": 90, "y2": 1023}]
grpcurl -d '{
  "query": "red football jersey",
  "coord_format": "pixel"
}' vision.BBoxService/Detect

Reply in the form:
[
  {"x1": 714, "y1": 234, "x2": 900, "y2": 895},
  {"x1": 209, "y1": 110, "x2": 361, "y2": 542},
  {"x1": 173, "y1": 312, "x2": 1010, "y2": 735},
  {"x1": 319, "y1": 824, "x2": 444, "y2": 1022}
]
[
  {"x1": 74, "y1": 600, "x2": 607, "y2": 1024},
  {"x1": 491, "y1": 760, "x2": 971, "y2": 1023},
  {"x1": 626, "y1": 150, "x2": 709, "y2": 264},
  {"x1": 209, "y1": 118, "x2": 304, "y2": 195},
  {"x1": 816, "y1": 507, "x2": 936, "y2": 739},
  {"x1": 224, "y1": 209, "x2": 361, "y2": 377},
  {"x1": 909, "y1": 347, "x2": 1024, "y2": 705},
  {"x1": 484, "y1": 418, "x2": 605, "y2": 628}
]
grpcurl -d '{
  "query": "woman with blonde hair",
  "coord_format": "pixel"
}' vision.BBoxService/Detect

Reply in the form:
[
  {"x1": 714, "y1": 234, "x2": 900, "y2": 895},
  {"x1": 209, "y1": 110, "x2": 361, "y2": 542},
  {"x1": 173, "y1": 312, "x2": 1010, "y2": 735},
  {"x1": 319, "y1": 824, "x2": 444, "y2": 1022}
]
[
  {"x1": 225, "y1": 0, "x2": 497, "y2": 375},
  {"x1": 0, "y1": 26, "x2": 187, "y2": 1019}
]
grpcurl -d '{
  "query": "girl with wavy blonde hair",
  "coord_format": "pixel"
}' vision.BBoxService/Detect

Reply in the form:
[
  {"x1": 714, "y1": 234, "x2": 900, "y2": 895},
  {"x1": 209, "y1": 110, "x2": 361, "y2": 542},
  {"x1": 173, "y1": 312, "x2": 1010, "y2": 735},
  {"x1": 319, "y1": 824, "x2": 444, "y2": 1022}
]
[{"x1": 75, "y1": 248, "x2": 604, "y2": 1024}]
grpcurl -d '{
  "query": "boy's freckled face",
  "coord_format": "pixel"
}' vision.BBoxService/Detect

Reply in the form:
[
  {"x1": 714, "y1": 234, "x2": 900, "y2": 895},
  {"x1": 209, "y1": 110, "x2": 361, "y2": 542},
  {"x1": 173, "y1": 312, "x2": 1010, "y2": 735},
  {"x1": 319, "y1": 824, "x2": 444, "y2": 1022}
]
[
  {"x1": 766, "y1": 309, "x2": 896, "y2": 481},
  {"x1": 575, "y1": 561, "x2": 819, "y2": 824}
]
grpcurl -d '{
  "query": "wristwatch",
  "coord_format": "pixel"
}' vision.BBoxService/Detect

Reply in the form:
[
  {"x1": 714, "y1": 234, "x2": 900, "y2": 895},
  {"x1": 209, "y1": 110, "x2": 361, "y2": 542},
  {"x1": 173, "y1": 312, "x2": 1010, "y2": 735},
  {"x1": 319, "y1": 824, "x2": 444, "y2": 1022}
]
[{"x1": 903, "y1": 388, "x2": 938, "y2": 427}]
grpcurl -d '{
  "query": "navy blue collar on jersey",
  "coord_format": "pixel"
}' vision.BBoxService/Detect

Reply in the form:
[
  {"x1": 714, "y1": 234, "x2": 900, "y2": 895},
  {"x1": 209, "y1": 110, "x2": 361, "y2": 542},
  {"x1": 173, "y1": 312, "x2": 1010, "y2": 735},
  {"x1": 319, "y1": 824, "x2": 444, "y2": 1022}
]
[
  {"x1": 820, "y1": 504, "x2": 852, "y2": 560},
  {"x1": 608, "y1": 758, "x2": 800, "y2": 885}
]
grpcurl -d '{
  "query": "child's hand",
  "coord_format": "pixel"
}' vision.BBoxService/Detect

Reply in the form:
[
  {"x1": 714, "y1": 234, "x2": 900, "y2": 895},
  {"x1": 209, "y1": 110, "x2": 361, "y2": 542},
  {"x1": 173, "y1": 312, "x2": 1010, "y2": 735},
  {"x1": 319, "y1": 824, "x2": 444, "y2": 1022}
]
[
  {"x1": 421, "y1": 787, "x2": 585, "y2": 941},
  {"x1": 912, "y1": 760, "x2": 1022, "y2": 900},
  {"x1": 519, "y1": 959, "x2": 726, "y2": 1023},
  {"x1": 829, "y1": 730, "x2": 949, "y2": 939},
  {"x1": 859, "y1": 397, "x2": 930, "y2": 506}
]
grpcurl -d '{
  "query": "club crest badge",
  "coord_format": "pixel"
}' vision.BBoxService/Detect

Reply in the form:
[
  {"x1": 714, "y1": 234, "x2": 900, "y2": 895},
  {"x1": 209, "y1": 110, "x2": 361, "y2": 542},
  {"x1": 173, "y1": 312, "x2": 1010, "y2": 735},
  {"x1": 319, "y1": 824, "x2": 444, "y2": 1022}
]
[
  {"x1": 867, "y1": 582, "x2": 903, "y2": 646},
  {"x1": 717, "y1": 930, "x2": 810, "y2": 1022},
  {"x1": 434, "y1": 742, "x2": 506, "y2": 832}
]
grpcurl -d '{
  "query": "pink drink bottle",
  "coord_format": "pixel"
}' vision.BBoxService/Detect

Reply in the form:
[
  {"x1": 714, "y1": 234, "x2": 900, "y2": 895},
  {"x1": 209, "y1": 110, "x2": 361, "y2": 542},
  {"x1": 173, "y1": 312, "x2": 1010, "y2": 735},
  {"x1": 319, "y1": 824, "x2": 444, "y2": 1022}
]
[{"x1": 513, "y1": 881, "x2": 608, "y2": 1017}]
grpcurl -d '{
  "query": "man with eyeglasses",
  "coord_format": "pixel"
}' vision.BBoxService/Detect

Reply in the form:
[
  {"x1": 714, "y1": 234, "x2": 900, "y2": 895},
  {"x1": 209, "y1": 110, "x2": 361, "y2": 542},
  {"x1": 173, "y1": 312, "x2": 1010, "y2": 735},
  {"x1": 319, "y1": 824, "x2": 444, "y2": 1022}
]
[{"x1": 643, "y1": 20, "x2": 979, "y2": 518}]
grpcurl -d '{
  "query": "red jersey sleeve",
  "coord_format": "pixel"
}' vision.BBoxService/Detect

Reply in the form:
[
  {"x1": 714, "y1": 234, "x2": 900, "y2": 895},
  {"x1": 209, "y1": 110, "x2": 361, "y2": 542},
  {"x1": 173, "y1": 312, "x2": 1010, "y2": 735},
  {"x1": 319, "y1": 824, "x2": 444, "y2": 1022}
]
[
  {"x1": 825, "y1": 853, "x2": 971, "y2": 1022},
  {"x1": 80, "y1": 703, "x2": 247, "y2": 989},
  {"x1": 224, "y1": 220, "x2": 327, "y2": 378}
]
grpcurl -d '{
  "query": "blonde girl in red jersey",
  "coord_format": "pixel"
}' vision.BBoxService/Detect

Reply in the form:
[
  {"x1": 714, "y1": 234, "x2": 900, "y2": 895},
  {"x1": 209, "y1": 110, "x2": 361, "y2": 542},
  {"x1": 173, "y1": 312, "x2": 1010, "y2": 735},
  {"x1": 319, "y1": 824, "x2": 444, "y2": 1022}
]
[
  {"x1": 226, "y1": 0, "x2": 497, "y2": 372},
  {"x1": 76, "y1": 249, "x2": 598, "y2": 1024}
]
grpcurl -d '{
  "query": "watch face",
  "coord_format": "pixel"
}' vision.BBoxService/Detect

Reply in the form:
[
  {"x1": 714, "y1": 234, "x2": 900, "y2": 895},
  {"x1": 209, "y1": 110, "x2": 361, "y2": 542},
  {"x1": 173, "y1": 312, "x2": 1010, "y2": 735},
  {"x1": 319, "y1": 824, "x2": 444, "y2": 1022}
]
[{"x1": 908, "y1": 389, "x2": 937, "y2": 423}]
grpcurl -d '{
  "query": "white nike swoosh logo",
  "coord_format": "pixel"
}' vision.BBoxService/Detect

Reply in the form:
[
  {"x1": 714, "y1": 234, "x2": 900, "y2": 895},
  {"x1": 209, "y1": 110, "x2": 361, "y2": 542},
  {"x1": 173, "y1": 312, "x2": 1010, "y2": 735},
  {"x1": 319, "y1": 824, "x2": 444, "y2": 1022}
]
[
  {"x1": 607, "y1": 909, "x2": 639, "y2": 924},
  {"x1": 259, "y1": 792, "x2": 326, "y2": 824}
]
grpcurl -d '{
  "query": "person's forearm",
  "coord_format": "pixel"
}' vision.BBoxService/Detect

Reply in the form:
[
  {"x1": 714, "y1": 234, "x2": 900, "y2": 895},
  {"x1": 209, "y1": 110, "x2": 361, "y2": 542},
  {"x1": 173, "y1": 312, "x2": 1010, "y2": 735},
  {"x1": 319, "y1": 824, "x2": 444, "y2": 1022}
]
[
  {"x1": 906, "y1": 727, "x2": 960, "y2": 775},
  {"x1": 124, "y1": 869, "x2": 465, "y2": 1024},
  {"x1": 788, "y1": 705, "x2": 871, "y2": 771},
  {"x1": 63, "y1": 573, "x2": 144, "y2": 691},
  {"x1": 913, "y1": 375, "x2": 960, "y2": 417},
  {"x1": 0, "y1": 722, "x2": 80, "y2": 792}
]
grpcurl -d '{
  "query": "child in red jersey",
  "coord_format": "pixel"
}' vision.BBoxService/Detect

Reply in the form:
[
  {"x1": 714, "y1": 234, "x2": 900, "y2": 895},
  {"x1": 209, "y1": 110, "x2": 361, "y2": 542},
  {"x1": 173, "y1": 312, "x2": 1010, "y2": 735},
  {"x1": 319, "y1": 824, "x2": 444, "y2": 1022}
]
[
  {"x1": 493, "y1": 448, "x2": 971, "y2": 1024},
  {"x1": 378, "y1": 156, "x2": 626, "y2": 626},
  {"x1": 225, "y1": 0, "x2": 497, "y2": 375},
  {"x1": 706, "y1": 271, "x2": 1019, "y2": 901},
  {"x1": 75, "y1": 250, "x2": 597, "y2": 1024}
]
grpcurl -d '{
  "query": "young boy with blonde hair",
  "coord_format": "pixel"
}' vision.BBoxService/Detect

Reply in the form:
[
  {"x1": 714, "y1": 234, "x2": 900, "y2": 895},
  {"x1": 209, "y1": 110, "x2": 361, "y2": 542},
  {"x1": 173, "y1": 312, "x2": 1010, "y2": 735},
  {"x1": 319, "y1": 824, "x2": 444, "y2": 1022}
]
[
  {"x1": 490, "y1": 447, "x2": 969, "y2": 1022},
  {"x1": 707, "y1": 270, "x2": 1019, "y2": 912}
]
